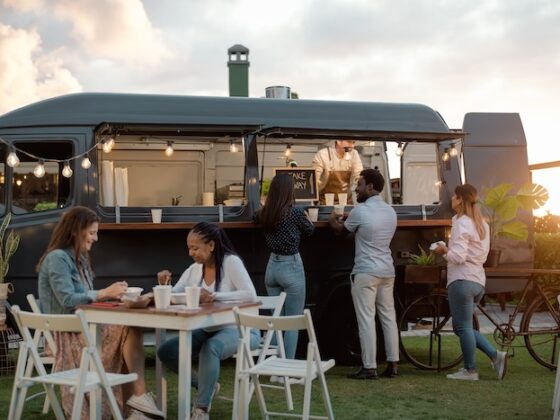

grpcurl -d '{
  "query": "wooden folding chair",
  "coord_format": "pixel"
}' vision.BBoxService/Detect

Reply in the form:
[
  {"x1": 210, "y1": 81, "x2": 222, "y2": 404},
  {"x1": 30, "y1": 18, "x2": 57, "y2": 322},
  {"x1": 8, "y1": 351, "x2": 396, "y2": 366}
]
[
  {"x1": 8, "y1": 305, "x2": 137, "y2": 420},
  {"x1": 234, "y1": 308, "x2": 335, "y2": 420}
]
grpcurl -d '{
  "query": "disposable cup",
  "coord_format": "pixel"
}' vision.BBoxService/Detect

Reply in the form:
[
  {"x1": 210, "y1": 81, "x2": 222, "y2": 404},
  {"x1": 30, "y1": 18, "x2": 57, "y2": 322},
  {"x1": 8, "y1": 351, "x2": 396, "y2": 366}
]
[
  {"x1": 307, "y1": 207, "x2": 319, "y2": 222},
  {"x1": 334, "y1": 204, "x2": 345, "y2": 216},
  {"x1": 338, "y1": 193, "x2": 348, "y2": 205},
  {"x1": 202, "y1": 192, "x2": 214, "y2": 206},
  {"x1": 153, "y1": 285, "x2": 172, "y2": 309},
  {"x1": 151, "y1": 208, "x2": 162, "y2": 223},
  {"x1": 186, "y1": 286, "x2": 201, "y2": 309},
  {"x1": 324, "y1": 193, "x2": 335, "y2": 206}
]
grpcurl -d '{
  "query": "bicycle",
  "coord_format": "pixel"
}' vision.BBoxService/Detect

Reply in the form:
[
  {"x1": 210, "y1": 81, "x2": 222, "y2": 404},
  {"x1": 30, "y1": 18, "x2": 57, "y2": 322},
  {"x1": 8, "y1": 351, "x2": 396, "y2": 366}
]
[{"x1": 398, "y1": 267, "x2": 560, "y2": 371}]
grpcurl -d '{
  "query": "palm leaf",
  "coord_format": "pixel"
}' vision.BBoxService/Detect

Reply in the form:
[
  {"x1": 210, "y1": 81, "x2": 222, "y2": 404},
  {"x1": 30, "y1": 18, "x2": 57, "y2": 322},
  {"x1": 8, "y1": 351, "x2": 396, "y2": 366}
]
[
  {"x1": 499, "y1": 221, "x2": 529, "y2": 241},
  {"x1": 516, "y1": 183, "x2": 549, "y2": 210}
]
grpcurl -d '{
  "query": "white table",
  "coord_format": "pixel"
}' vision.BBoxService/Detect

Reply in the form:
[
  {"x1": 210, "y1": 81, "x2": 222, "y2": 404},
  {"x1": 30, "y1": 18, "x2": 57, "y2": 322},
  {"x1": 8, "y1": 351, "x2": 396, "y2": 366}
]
[{"x1": 81, "y1": 300, "x2": 260, "y2": 420}]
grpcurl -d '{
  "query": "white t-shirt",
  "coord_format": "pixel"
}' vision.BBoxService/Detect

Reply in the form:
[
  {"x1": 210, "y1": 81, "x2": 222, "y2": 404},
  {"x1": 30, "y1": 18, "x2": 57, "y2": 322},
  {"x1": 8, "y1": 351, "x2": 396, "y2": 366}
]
[
  {"x1": 446, "y1": 215, "x2": 490, "y2": 288},
  {"x1": 312, "y1": 146, "x2": 363, "y2": 195}
]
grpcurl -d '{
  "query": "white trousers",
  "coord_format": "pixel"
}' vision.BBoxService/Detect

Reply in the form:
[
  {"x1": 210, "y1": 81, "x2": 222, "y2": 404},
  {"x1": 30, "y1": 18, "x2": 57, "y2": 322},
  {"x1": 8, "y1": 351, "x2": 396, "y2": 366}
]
[{"x1": 350, "y1": 273, "x2": 399, "y2": 368}]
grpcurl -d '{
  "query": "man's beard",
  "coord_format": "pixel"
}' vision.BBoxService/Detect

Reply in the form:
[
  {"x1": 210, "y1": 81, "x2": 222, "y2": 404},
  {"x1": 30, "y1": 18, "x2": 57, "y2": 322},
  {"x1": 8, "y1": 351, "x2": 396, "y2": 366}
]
[{"x1": 356, "y1": 193, "x2": 366, "y2": 203}]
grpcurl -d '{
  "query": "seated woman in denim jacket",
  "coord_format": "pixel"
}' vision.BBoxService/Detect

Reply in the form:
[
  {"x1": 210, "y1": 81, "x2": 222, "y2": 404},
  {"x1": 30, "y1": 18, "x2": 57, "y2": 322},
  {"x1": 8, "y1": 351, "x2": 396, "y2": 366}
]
[
  {"x1": 157, "y1": 222, "x2": 260, "y2": 420},
  {"x1": 37, "y1": 206, "x2": 163, "y2": 419}
]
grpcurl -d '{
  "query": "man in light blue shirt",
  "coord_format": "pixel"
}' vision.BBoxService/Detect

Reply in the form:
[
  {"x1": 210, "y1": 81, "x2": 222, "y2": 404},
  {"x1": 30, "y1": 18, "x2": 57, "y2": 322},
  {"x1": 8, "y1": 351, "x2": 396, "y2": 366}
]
[{"x1": 329, "y1": 168, "x2": 399, "y2": 379}]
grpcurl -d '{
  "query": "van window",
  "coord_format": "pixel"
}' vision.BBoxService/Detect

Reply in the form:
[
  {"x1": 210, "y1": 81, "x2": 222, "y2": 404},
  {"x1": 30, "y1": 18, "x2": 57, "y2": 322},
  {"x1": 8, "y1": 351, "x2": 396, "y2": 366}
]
[{"x1": 11, "y1": 141, "x2": 73, "y2": 214}]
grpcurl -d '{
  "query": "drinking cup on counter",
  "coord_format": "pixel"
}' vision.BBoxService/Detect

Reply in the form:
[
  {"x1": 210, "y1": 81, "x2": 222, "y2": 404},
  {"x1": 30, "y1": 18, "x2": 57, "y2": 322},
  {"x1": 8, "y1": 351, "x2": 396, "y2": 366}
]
[
  {"x1": 307, "y1": 207, "x2": 319, "y2": 222},
  {"x1": 324, "y1": 193, "x2": 335, "y2": 206},
  {"x1": 153, "y1": 285, "x2": 172, "y2": 309},
  {"x1": 338, "y1": 193, "x2": 348, "y2": 205},
  {"x1": 185, "y1": 286, "x2": 201, "y2": 309},
  {"x1": 151, "y1": 208, "x2": 162, "y2": 223},
  {"x1": 202, "y1": 192, "x2": 215, "y2": 206},
  {"x1": 334, "y1": 204, "x2": 345, "y2": 216}
]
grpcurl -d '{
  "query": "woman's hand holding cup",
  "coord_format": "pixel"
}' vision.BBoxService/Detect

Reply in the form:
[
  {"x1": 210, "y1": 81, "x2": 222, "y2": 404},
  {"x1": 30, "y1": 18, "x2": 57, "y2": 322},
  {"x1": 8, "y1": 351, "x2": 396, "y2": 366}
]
[
  {"x1": 98, "y1": 281, "x2": 128, "y2": 301},
  {"x1": 199, "y1": 289, "x2": 215, "y2": 303}
]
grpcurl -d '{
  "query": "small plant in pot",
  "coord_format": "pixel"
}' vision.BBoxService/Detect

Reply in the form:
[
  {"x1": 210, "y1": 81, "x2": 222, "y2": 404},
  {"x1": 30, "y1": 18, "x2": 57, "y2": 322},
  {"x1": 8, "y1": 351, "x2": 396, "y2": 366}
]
[
  {"x1": 481, "y1": 183, "x2": 548, "y2": 267},
  {"x1": 404, "y1": 245, "x2": 442, "y2": 285}
]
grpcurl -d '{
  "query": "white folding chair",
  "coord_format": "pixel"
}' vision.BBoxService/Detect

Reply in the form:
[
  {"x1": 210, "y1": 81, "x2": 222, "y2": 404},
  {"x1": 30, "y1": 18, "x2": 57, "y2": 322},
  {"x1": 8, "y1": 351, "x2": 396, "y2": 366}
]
[
  {"x1": 233, "y1": 308, "x2": 335, "y2": 420},
  {"x1": 25, "y1": 294, "x2": 58, "y2": 414},
  {"x1": 8, "y1": 305, "x2": 138, "y2": 420},
  {"x1": 552, "y1": 295, "x2": 560, "y2": 418}
]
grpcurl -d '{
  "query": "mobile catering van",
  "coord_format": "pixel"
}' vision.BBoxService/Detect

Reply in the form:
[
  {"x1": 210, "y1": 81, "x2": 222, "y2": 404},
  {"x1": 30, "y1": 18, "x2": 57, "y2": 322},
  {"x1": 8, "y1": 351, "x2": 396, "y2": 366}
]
[{"x1": 0, "y1": 93, "x2": 533, "y2": 362}]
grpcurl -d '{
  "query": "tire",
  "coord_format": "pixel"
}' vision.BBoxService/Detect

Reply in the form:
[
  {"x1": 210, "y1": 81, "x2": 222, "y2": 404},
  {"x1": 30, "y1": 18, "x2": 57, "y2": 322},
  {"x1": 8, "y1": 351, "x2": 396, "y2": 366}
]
[
  {"x1": 399, "y1": 292, "x2": 479, "y2": 371},
  {"x1": 522, "y1": 289, "x2": 560, "y2": 369}
]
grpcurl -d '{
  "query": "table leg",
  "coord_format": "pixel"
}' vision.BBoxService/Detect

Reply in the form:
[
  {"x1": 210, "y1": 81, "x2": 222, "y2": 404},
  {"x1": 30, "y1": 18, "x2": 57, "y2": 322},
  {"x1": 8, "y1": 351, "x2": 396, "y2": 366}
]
[
  {"x1": 178, "y1": 330, "x2": 192, "y2": 420},
  {"x1": 89, "y1": 323, "x2": 102, "y2": 420},
  {"x1": 155, "y1": 328, "x2": 166, "y2": 410}
]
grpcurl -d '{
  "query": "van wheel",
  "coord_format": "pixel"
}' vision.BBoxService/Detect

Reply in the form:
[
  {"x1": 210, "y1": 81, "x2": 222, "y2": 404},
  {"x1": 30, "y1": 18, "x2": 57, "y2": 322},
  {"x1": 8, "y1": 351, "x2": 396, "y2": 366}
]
[{"x1": 319, "y1": 289, "x2": 362, "y2": 365}]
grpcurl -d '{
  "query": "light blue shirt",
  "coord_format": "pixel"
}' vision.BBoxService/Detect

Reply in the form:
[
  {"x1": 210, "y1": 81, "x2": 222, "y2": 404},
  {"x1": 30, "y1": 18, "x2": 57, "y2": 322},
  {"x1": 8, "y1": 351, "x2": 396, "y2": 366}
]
[
  {"x1": 38, "y1": 248, "x2": 98, "y2": 314},
  {"x1": 344, "y1": 195, "x2": 397, "y2": 277}
]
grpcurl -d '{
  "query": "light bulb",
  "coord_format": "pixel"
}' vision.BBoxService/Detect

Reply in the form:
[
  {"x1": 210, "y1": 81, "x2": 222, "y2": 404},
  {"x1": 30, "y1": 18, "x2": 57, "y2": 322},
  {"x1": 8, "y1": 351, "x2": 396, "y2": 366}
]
[
  {"x1": 165, "y1": 141, "x2": 174, "y2": 156},
  {"x1": 16, "y1": 179, "x2": 22, "y2": 186},
  {"x1": 343, "y1": 147, "x2": 351, "y2": 161},
  {"x1": 284, "y1": 144, "x2": 292, "y2": 157},
  {"x1": 7, "y1": 151, "x2": 20, "y2": 167},
  {"x1": 62, "y1": 161, "x2": 73, "y2": 178},
  {"x1": 33, "y1": 160, "x2": 46, "y2": 178},
  {"x1": 81, "y1": 154, "x2": 92, "y2": 169},
  {"x1": 449, "y1": 145, "x2": 458, "y2": 157},
  {"x1": 230, "y1": 140, "x2": 239, "y2": 153},
  {"x1": 395, "y1": 145, "x2": 404, "y2": 157},
  {"x1": 442, "y1": 150, "x2": 450, "y2": 162},
  {"x1": 102, "y1": 139, "x2": 113, "y2": 153}
]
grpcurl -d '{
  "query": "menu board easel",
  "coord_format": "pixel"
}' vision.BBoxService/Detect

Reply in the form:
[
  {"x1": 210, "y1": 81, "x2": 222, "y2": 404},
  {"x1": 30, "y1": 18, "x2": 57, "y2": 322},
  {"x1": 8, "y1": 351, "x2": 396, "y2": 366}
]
[{"x1": 274, "y1": 167, "x2": 318, "y2": 202}]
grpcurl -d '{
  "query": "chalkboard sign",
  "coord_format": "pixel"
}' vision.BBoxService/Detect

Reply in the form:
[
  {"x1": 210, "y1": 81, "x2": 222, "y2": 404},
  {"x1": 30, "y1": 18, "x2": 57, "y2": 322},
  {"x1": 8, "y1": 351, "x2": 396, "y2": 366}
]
[{"x1": 274, "y1": 167, "x2": 318, "y2": 202}]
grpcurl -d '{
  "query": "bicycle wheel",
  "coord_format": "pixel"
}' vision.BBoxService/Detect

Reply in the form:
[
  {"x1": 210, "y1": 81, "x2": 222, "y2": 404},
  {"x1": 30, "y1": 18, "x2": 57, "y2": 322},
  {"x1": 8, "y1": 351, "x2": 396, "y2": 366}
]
[
  {"x1": 522, "y1": 289, "x2": 560, "y2": 369},
  {"x1": 399, "y1": 292, "x2": 478, "y2": 370}
]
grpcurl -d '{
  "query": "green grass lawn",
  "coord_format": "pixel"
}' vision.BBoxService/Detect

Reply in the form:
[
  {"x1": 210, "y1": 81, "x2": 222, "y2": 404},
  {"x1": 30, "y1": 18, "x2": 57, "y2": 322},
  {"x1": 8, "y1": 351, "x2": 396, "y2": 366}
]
[{"x1": 0, "y1": 340, "x2": 555, "y2": 419}]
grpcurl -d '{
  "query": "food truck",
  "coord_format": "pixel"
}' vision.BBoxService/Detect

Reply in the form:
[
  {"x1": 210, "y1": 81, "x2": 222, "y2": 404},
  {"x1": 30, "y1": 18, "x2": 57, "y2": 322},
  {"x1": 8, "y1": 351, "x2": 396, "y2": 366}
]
[{"x1": 0, "y1": 93, "x2": 532, "y2": 362}]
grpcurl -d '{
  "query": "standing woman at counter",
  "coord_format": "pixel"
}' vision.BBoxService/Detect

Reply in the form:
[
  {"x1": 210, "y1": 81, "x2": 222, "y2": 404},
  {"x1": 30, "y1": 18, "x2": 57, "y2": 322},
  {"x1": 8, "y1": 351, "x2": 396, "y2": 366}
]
[
  {"x1": 157, "y1": 222, "x2": 260, "y2": 420},
  {"x1": 434, "y1": 184, "x2": 508, "y2": 381},
  {"x1": 254, "y1": 173, "x2": 314, "y2": 359},
  {"x1": 37, "y1": 206, "x2": 163, "y2": 419}
]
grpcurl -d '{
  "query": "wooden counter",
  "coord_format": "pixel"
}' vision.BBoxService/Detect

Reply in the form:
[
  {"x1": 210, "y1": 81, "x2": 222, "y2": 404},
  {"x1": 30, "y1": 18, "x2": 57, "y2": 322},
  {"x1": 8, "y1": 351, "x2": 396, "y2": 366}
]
[{"x1": 99, "y1": 219, "x2": 452, "y2": 230}]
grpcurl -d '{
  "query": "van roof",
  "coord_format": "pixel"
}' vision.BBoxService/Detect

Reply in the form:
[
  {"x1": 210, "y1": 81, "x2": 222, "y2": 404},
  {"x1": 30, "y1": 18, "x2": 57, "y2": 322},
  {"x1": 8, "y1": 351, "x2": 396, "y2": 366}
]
[{"x1": 0, "y1": 93, "x2": 463, "y2": 141}]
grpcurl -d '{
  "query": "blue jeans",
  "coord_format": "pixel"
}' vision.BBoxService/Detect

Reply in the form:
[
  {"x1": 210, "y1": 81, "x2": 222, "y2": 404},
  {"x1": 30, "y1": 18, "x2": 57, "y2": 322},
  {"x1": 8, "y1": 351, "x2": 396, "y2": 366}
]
[
  {"x1": 265, "y1": 252, "x2": 306, "y2": 359},
  {"x1": 448, "y1": 280, "x2": 497, "y2": 370},
  {"x1": 157, "y1": 327, "x2": 260, "y2": 409}
]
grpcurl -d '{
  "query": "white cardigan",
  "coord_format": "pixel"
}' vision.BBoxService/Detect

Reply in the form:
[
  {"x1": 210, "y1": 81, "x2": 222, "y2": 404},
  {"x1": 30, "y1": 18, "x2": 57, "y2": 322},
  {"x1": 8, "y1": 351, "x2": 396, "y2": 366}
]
[{"x1": 172, "y1": 254, "x2": 257, "y2": 301}]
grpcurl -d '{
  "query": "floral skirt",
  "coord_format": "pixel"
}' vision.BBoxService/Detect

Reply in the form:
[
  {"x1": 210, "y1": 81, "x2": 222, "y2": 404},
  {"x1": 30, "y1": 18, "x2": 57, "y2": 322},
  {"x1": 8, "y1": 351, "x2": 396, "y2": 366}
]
[{"x1": 55, "y1": 324, "x2": 130, "y2": 419}]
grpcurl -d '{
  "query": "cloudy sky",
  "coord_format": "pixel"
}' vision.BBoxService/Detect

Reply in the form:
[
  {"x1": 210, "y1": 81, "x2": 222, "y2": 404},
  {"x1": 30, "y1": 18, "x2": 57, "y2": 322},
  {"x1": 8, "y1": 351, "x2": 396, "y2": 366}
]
[{"x1": 1, "y1": 0, "x2": 559, "y2": 211}]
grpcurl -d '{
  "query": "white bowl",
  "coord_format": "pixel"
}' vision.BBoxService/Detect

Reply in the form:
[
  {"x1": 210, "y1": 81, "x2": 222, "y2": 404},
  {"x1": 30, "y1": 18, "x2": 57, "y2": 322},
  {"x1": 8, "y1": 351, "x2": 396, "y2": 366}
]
[
  {"x1": 123, "y1": 287, "x2": 143, "y2": 299},
  {"x1": 224, "y1": 199, "x2": 243, "y2": 206},
  {"x1": 170, "y1": 293, "x2": 186, "y2": 304}
]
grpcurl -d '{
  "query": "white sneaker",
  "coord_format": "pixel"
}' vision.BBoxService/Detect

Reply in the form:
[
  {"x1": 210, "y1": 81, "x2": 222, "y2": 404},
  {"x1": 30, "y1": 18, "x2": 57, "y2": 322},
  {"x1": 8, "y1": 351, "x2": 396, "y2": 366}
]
[
  {"x1": 126, "y1": 409, "x2": 151, "y2": 420},
  {"x1": 127, "y1": 392, "x2": 165, "y2": 419},
  {"x1": 270, "y1": 375, "x2": 305, "y2": 385},
  {"x1": 492, "y1": 350, "x2": 508, "y2": 380},
  {"x1": 191, "y1": 407, "x2": 209, "y2": 420},
  {"x1": 446, "y1": 368, "x2": 479, "y2": 381}
]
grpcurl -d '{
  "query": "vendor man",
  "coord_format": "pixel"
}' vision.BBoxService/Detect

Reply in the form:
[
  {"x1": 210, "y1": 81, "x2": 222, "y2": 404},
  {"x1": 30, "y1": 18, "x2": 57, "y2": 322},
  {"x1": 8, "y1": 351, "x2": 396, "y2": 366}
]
[{"x1": 312, "y1": 140, "x2": 363, "y2": 204}]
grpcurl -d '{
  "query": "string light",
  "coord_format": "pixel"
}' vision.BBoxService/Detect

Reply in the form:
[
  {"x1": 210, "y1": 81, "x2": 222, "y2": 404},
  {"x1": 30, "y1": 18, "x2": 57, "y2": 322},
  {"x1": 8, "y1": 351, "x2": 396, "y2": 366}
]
[
  {"x1": 449, "y1": 144, "x2": 458, "y2": 157},
  {"x1": 441, "y1": 149, "x2": 450, "y2": 162},
  {"x1": 343, "y1": 147, "x2": 351, "y2": 161},
  {"x1": 229, "y1": 139, "x2": 239, "y2": 153},
  {"x1": 33, "y1": 159, "x2": 46, "y2": 178},
  {"x1": 284, "y1": 144, "x2": 292, "y2": 157},
  {"x1": 395, "y1": 142, "x2": 404, "y2": 157},
  {"x1": 81, "y1": 154, "x2": 92, "y2": 169},
  {"x1": 7, "y1": 149, "x2": 20, "y2": 167},
  {"x1": 165, "y1": 141, "x2": 174, "y2": 156},
  {"x1": 102, "y1": 138, "x2": 114, "y2": 153},
  {"x1": 62, "y1": 161, "x2": 73, "y2": 178}
]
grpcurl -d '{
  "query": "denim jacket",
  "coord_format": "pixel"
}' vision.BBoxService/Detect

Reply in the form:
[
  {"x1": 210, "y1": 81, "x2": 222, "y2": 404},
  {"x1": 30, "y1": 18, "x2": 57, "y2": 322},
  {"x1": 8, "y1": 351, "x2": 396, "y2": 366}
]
[{"x1": 38, "y1": 248, "x2": 98, "y2": 314}]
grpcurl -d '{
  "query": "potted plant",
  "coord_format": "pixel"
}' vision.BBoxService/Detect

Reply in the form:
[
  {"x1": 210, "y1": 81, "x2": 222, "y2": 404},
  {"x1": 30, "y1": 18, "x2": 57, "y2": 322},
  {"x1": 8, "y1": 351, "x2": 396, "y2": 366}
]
[
  {"x1": 0, "y1": 213, "x2": 20, "y2": 330},
  {"x1": 404, "y1": 245, "x2": 443, "y2": 285},
  {"x1": 481, "y1": 183, "x2": 548, "y2": 267}
]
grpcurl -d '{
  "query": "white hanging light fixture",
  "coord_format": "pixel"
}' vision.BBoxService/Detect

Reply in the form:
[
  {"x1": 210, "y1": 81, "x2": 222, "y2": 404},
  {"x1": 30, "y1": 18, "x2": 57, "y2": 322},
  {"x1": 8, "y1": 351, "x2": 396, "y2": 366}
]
[
  {"x1": 229, "y1": 139, "x2": 239, "y2": 153},
  {"x1": 62, "y1": 161, "x2": 73, "y2": 178},
  {"x1": 441, "y1": 149, "x2": 450, "y2": 162},
  {"x1": 165, "y1": 141, "x2": 174, "y2": 156},
  {"x1": 7, "y1": 148, "x2": 20, "y2": 167},
  {"x1": 81, "y1": 154, "x2": 92, "y2": 169},
  {"x1": 449, "y1": 144, "x2": 458, "y2": 157},
  {"x1": 343, "y1": 147, "x2": 351, "y2": 161},
  {"x1": 102, "y1": 138, "x2": 114, "y2": 153},
  {"x1": 284, "y1": 144, "x2": 292, "y2": 157},
  {"x1": 395, "y1": 142, "x2": 404, "y2": 157},
  {"x1": 33, "y1": 159, "x2": 46, "y2": 178}
]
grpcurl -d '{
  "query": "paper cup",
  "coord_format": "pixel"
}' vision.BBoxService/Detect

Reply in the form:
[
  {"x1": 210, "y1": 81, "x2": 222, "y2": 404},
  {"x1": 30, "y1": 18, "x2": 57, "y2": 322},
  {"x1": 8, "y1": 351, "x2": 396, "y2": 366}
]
[
  {"x1": 338, "y1": 193, "x2": 348, "y2": 205},
  {"x1": 151, "y1": 208, "x2": 162, "y2": 223},
  {"x1": 185, "y1": 286, "x2": 201, "y2": 309},
  {"x1": 334, "y1": 204, "x2": 345, "y2": 216},
  {"x1": 153, "y1": 285, "x2": 172, "y2": 309},
  {"x1": 324, "y1": 193, "x2": 335, "y2": 206},
  {"x1": 202, "y1": 192, "x2": 214, "y2": 206},
  {"x1": 307, "y1": 207, "x2": 319, "y2": 222}
]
